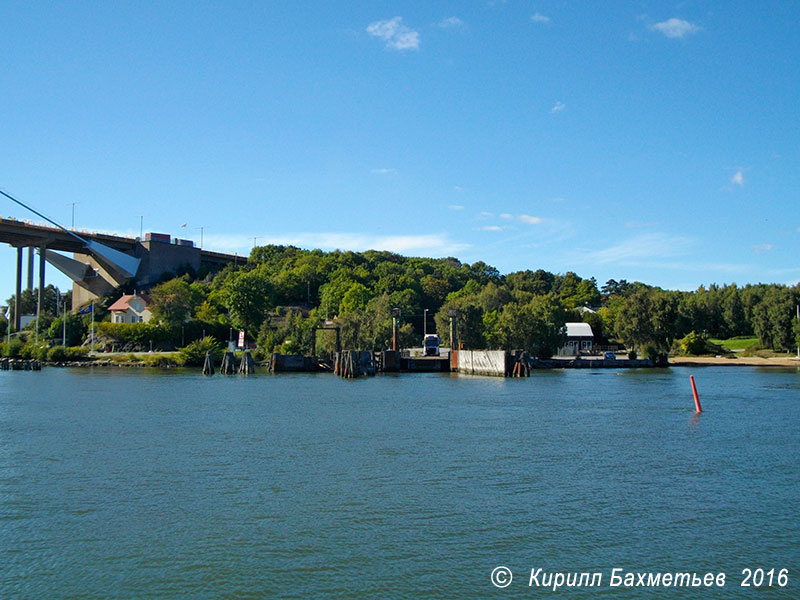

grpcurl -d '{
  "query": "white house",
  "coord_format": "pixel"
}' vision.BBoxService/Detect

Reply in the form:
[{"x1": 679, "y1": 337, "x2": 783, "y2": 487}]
[
  {"x1": 559, "y1": 322, "x2": 595, "y2": 356},
  {"x1": 108, "y1": 292, "x2": 152, "y2": 324}
]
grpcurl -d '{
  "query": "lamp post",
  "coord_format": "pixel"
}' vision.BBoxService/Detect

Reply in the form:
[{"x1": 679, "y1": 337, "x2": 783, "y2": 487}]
[
  {"x1": 62, "y1": 295, "x2": 67, "y2": 347},
  {"x1": 67, "y1": 202, "x2": 79, "y2": 228}
]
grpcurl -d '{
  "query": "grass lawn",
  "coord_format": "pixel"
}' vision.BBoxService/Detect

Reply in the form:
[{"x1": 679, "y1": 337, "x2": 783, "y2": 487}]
[{"x1": 709, "y1": 336, "x2": 759, "y2": 351}]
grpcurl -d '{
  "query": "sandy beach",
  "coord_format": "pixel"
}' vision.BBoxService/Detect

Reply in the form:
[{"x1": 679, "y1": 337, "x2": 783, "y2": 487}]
[{"x1": 669, "y1": 355, "x2": 800, "y2": 367}]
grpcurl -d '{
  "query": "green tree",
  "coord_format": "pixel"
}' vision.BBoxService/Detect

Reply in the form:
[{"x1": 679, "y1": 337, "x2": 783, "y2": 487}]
[
  {"x1": 751, "y1": 287, "x2": 797, "y2": 350},
  {"x1": 793, "y1": 314, "x2": 800, "y2": 354},
  {"x1": 435, "y1": 298, "x2": 485, "y2": 349},
  {"x1": 615, "y1": 287, "x2": 675, "y2": 361},
  {"x1": 339, "y1": 282, "x2": 371, "y2": 315},
  {"x1": 225, "y1": 268, "x2": 274, "y2": 334},
  {"x1": 47, "y1": 313, "x2": 87, "y2": 346},
  {"x1": 337, "y1": 294, "x2": 415, "y2": 351},
  {"x1": 149, "y1": 278, "x2": 195, "y2": 328},
  {"x1": 497, "y1": 294, "x2": 569, "y2": 358}
]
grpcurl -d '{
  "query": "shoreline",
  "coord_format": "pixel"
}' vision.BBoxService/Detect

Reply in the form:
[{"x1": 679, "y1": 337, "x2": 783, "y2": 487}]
[
  {"x1": 32, "y1": 355, "x2": 800, "y2": 370},
  {"x1": 668, "y1": 355, "x2": 800, "y2": 368}
]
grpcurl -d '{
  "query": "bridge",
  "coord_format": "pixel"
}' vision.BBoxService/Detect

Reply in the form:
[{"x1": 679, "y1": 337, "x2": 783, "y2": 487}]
[{"x1": 0, "y1": 215, "x2": 245, "y2": 330}]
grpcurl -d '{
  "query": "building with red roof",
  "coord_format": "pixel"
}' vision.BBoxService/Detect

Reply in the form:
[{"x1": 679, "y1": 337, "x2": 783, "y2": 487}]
[{"x1": 108, "y1": 292, "x2": 152, "y2": 324}]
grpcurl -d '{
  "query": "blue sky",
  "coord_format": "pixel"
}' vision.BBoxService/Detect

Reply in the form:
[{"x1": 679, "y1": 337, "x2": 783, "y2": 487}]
[{"x1": 2, "y1": 1, "x2": 798, "y2": 304}]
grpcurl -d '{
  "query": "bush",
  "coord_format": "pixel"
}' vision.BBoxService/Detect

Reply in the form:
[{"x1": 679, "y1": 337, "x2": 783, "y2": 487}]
[
  {"x1": 20, "y1": 342, "x2": 48, "y2": 360},
  {"x1": 178, "y1": 337, "x2": 223, "y2": 367},
  {"x1": 111, "y1": 353, "x2": 139, "y2": 363},
  {"x1": 679, "y1": 331, "x2": 707, "y2": 355},
  {"x1": 1, "y1": 339, "x2": 24, "y2": 358},
  {"x1": 64, "y1": 346, "x2": 88, "y2": 361},
  {"x1": 45, "y1": 346, "x2": 88, "y2": 362},
  {"x1": 142, "y1": 353, "x2": 180, "y2": 368},
  {"x1": 96, "y1": 322, "x2": 171, "y2": 349},
  {"x1": 47, "y1": 346, "x2": 66, "y2": 361}
]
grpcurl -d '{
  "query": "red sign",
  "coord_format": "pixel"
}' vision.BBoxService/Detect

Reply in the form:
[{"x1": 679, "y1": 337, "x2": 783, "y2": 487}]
[{"x1": 237, "y1": 330, "x2": 245, "y2": 348}]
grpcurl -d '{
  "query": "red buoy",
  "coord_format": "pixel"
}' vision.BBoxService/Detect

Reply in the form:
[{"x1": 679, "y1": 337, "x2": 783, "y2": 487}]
[{"x1": 690, "y1": 375, "x2": 702, "y2": 413}]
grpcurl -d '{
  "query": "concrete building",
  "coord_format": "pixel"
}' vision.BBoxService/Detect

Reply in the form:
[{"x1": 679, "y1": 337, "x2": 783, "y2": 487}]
[{"x1": 108, "y1": 292, "x2": 153, "y2": 324}]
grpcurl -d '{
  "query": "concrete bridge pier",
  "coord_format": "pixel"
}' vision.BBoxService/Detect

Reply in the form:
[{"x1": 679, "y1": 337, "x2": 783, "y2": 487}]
[
  {"x1": 27, "y1": 247, "x2": 34, "y2": 291},
  {"x1": 37, "y1": 243, "x2": 46, "y2": 320},
  {"x1": 14, "y1": 247, "x2": 22, "y2": 331},
  {"x1": 9, "y1": 243, "x2": 48, "y2": 332}
]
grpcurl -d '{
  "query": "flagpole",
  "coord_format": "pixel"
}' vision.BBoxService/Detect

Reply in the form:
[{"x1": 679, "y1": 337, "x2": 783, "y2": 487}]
[
  {"x1": 91, "y1": 302, "x2": 95, "y2": 354},
  {"x1": 62, "y1": 297, "x2": 66, "y2": 347}
]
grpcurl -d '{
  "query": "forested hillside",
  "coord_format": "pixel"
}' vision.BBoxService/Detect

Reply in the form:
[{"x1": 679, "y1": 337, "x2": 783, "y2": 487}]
[{"x1": 4, "y1": 244, "x2": 800, "y2": 360}]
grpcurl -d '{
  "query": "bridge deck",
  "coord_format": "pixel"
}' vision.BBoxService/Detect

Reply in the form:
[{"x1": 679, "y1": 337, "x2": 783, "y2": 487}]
[{"x1": 0, "y1": 217, "x2": 243, "y2": 264}]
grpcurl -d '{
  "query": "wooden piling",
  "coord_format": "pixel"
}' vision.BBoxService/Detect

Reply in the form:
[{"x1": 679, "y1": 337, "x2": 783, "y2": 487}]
[
  {"x1": 220, "y1": 352, "x2": 237, "y2": 374},
  {"x1": 508, "y1": 350, "x2": 530, "y2": 377},
  {"x1": 238, "y1": 349, "x2": 256, "y2": 374},
  {"x1": 202, "y1": 351, "x2": 215, "y2": 376}
]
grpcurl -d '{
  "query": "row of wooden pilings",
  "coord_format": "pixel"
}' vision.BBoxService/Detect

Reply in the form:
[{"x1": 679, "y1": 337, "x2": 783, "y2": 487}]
[
  {"x1": 508, "y1": 350, "x2": 531, "y2": 377},
  {"x1": 202, "y1": 351, "x2": 256, "y2": 376},
  {"x1": 334, "y1": 350, "x2": 377, "y2": 379},
  {"x1": 0, "y1": 358, "x2": 42, "y2": 371}
]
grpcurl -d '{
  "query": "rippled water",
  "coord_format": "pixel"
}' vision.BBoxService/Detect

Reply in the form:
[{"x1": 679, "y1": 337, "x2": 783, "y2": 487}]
[{"x1": 1, "y1": 366, "x2": 798, "y2": 598}]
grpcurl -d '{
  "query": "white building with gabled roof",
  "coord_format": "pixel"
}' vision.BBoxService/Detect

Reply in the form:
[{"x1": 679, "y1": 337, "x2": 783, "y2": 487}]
[
  {"x1": 108, "y1": 292, "x2": 152, "y2": 324},
  {"x1": 559, "y1": 322, "x2": 595, "y2": 356}
]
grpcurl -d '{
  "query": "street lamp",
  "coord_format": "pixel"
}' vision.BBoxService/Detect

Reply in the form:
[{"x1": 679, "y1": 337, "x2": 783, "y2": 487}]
[
  {"x1": 67, "y1": 202, "x2": 79, "y2": 228},
  {"x1": 62, "y1": 296, "x2": 67, "y2": 347}
]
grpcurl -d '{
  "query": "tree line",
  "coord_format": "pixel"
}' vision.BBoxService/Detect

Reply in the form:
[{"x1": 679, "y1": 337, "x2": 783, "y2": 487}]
[{"x1": 4, "y1": 245, "x2": 799, "y2": 360}]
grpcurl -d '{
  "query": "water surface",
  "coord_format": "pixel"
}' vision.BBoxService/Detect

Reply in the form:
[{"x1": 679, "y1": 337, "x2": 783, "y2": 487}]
[{"x1": 1, "y1": 366, "x2": 798, "y2": 598}]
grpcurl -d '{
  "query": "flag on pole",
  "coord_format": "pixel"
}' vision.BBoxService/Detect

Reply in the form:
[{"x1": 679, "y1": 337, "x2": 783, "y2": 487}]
[
  {"x1": 79, "y1": 304, "x2": 93, "y2": 315},
  {"x1": 4, "y1": 306, "x2": 9, "y2": 320}
]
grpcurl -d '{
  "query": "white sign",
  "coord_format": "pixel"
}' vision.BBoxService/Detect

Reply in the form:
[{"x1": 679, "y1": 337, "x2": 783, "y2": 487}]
[{"x1": 238, "y1": 330, "x2": 245, "y2": 348}]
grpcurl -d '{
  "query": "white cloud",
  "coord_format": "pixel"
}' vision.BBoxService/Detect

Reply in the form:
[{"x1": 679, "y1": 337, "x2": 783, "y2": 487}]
[
  {"x1": 531, "y1": 13, "x2": 550, "y2": 24},
  {"x1": 731, "y1": 170, "x2": 744, "y2": 186},
  {"x1": 448, "y1": 204, "x2": 464, "y2": 211},
  {"x1": 587, "y1": 233, "x2": 694, "y2": 265},
  {"x1": 438, "y1": 17, "x2": 464, "y2": 29},
  {"x1": 205, "y1": 232, "x2": 469, "y2": 256},
  {"x1": 479, "y1": 211, "x2": 493, "y2": 217},
  {"x1": 371, "y1": 167, "x2": 397, "y2": 175},
  {"x1": 499, "y1": 213, "x2": 514, "y2": 220},
  {"x1": 481, "y1": 225, "x2": 503, "y2": 232},
  {"x1": 651, "y1": 18, "x2": 701, "y2": 38},
  {"x1": 519, "y1": 214, "x2": 543, "y2": 225},
  {"x1": 551, "y1": 101, "x2": 566, "y2": 113},
  {"x1": 752, "y1": 243, "x2": 773, "y2": 253},
  {"x1": 367, "y1": 17, "x2": 420, "y2": 51}
]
